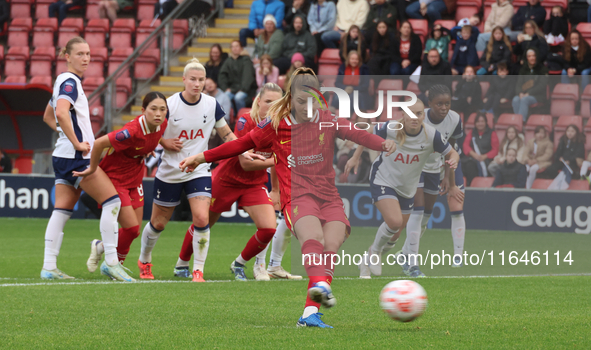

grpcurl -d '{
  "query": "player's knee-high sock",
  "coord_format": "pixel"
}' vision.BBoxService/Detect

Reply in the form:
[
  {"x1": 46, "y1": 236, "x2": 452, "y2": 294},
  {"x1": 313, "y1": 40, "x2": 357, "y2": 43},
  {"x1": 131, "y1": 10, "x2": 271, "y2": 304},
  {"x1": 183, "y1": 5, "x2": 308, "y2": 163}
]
[
  {"x1": 192, "y1": 225, "x2": 210, "y2": 272},
  {"x1": 116, "y1": 225, "x2": 140, "y2": 262},
  {"x1": 139, "y1": 222, "x2": 163, "y2": 263},
  {"x1": 405, "y1": 207, "x2": 424, "y2": 267},
  {"x1": 302, "y1": 239, "x2": 325, "y2": 311},
  {"x1": 176, "y1": 225, "x2": 194, "y2": 267},
  {"x1": 268, "y1": 218, "x2": 291, "y2": 268},
  {"x1": 323, "y1": 251, "x2": 337, "y2": 285},
  {"x1": 371, "y1": 222, "x2": 397, "y2": 254},
  {"x1": 451, "y1": 211, "x2": 466, "y2": 256},
  {"x1": 402, "y1": 208, "x2": 423, "y2": 255},
  {"x1": 419, "y1": 209, "x2": 432, "y2": 239},
  {"x1": 255, "y1": 244, "x2": 269, "y2": 266},
  {"x1": 100, "y1": 195, "x2": 121, "y2": 266},
  {"x1": 43, "y1": 208, "x2": 72, "y2": 270},
  {"x1": 236, "y1": 228, "x2": 276, "y2": 265},
  {"x1": 382, "y1": 238, "x2": 398, "y2": 256}
]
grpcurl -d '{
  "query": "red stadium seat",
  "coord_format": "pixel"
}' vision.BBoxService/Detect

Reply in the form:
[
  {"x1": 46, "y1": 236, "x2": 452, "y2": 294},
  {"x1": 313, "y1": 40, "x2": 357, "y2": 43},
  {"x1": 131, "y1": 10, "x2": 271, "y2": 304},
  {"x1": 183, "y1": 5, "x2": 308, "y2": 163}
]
[
  {"x1": 85, "y1": 2, "x2": 101, "y2": 20},
  {"x1": 408, "y1": 19, "x2": 428, "y2": 43},
  {"x1": 136, "y1": 20, "x2": 161, "y2": 50},
  {"x1": 318, "y1": 48, "x2": 341, "y2": 65},
  {"x1": 58, "y1": 18, "x2": 84, "y2": 48},
  {"x1": 375, "y1": 79, "x2": 404, "y2": 110},
  {"x1": 458, "y1": 0, "x2": 481, "y2": 7},
  {"x1": 551, "y1": 83, "x2": 579, "y2": 101},
  {"x1": 116, "y1": 77, "x2": 132, "y2": 108},
  {"x1": 110, "y1": 19, "x2": 136, "y2": 49},
  {"x1": 550, "y1": 99, "x2": 575, "y2": 117},
  {"x1": 495, "y1": 113, "x2": 523, "y2": 141},
  {"x1": 470, "y1": 177, "x2": 494, "y2": 188},
  {"x1": 8, "y1": 18, "x2": 33, "y2": 48},
  {"x1": 13, "y1": 157, "x2": 34, "y2": 174},
  {"x1": 531, "y1": 179, "x2": 553, "y2": 189},
  {"x1": 5, "y1": 76, "x2": 27, "y2": 83},
  {"x1": 434, "y1": 19, "x2": 455, "y2": 30},
  {"x1": 4, "y1": 47, "x2": 30, "y2": 77},
  {"x1": 35, "y1": 0, "x2": 54, "y2": 19},
  {"x1": 82, "y1": 77, "x2": 105, "y2": 97},
  {"x1": 406, "y1": 81, "x2": 421, "y2": 96},
  {"x1": 10, "y1": 0, "x2": 33, "y2": 18},
  {"x1": 455, "y1": 5, "x2": 479, "y2": 23},
  {"x1": 134, "y1": 49, "x2": 160, "y2": 79},
  {"x1": 577, "y1": 23, "x2": 591, "y2": 42},
  {"x1": 568, "y1": 180, "x2": 590, "y2": 191},
  {"x1": 30, "y1": 47, "x2": 56, "y2": 77},
  {"x1": 29, "y1": 75, "x2": 52, "y2": 87},
  {"x1": 580, "y1": 85, "x2": 591, "y2": 119},
  {"x1": 173, "y1": 20, "x2": 189, "y2": 50},
  {"x1": 465, "y1": 112, "x2": 494, "y2": 130},
  {"x1": 56, "y1": 56, "x2": 67, "y2": 75},
  {"x1": 32, "y1": 18, "x2": 58, "y2": 48},
  {"x1": 317, "y1": 64, "x2": 339, "y2": 77},
  {"x1": 90, "y1": 105, "x2": 104, "y2": 123},
  {"x1": 84, "y1": 19, "x2": 110, "y2": 48},
  {"x1": 137, "y1": 0, "x2": 156, "y2": 21},
  {"x1": 479, "y1": 81, "x2": 490, "y2": 99},
  {"x1": 524, "y1": 114, "x2": 552, "y2": 142},
  {"x1": 553, "y1": 115, "x2": 583, "y2": 148},
  {"x1": 85, "y1": 47, "x2": 108, "y2": 78},
  {"x1": 108, "y1": 48, "x2": 134, "y2": 78}
]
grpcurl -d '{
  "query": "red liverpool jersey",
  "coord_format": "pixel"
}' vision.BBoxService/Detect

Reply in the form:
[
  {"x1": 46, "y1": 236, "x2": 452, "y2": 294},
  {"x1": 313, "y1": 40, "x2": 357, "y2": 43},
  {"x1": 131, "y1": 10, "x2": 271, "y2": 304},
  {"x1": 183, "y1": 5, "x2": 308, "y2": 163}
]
[
  {"x1": 213, "y1": 113, "x2": 273, "y2": 187},
  {"x1": 100, "y1": 115, "x2": 167, "y2": 189}
]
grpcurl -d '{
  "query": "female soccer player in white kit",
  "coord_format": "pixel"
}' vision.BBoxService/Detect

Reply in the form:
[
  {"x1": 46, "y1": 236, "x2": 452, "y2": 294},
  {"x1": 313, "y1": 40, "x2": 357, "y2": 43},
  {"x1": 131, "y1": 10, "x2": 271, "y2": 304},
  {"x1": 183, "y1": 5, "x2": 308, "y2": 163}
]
[
  {"x1": 137, "y1": 58, "x2": 257, "y2": 282},
  {"x1": 40, "y1": 36, "x2": 133, "y2": 281},
  {"x1": 346, "y1": 99, "x2": 460, "y2": 278}
]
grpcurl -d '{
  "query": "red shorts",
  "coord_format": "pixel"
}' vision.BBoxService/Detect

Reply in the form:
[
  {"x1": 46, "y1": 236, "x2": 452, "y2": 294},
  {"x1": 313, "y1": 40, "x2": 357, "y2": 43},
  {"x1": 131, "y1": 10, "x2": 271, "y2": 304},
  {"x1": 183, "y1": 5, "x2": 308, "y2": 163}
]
[
  {"x1": 117, "y1": 184, "x2": 144, "y2": 210},
  {"x1": 210, "y1": 181, "x2": 273, "y2": 213},
  {"x1": 283, "y1": 194, "x2": 350, "y2": 235}
]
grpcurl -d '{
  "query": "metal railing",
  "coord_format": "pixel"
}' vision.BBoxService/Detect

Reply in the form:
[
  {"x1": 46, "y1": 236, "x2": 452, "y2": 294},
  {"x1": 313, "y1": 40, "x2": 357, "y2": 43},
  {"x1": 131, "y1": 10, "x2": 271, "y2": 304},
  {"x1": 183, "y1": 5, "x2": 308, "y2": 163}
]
[{"x1": 89, "y1": 0, "x2": 218, "y2": 135}]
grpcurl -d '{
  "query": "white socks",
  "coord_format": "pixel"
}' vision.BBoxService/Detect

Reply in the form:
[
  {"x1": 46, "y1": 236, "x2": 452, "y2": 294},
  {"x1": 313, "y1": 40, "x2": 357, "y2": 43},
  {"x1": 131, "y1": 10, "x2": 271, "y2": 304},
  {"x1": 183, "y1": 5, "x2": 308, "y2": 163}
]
[
  {"x1": 404, "y1": 209, "x2": 423, "y2": 267},
  {"x1": 176, "y1": 257, "x2": 189, "y2": 267},
  {"x1": 139, "y1": 222, "x2": 163, "y2": 263},
  {"x1": 43, "y1": 209, "x2": 72, "y2": 270},
  {"x1": 268, "y1": 218, "x2": 291, "y2": 268},
  {"x1": 192, "y1": 225, "x2": 210, "y2": 272},
  {"x1": 371, "y1": 222, "x2": 397, "y2": 253},
  {"x1": 451, "y1": 211, "x2": 466, "y2": 256},
  {"x1": 236, "y1": 254, "x2": 248, "y2": 266},
  {"x1": 302, "y1": 306, "x2": 319, "y2": 319},
  {"x1": 255, "y1": 245, "x2": 268, "y2": 266},
  {"x1": 100, "y1": 195, "x2": 121, "y2": 266}
]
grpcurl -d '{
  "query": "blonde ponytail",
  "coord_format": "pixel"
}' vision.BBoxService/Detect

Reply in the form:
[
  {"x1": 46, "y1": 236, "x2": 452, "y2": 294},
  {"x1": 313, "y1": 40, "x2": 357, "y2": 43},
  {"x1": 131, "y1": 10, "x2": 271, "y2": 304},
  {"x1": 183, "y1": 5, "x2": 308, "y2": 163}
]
[
  {"x1": 183, "y1": 57, "x2": 206, "y2": 76},
  {"x1": 59, "y1": 36, "x2": 88, "y2": 58}
]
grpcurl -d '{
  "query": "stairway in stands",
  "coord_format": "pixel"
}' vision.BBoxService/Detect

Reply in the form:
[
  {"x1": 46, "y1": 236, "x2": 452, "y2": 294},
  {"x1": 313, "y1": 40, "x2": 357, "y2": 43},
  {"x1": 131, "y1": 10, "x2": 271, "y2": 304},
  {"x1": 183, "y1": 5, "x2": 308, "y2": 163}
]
[{"x1": 117, "y1": 0, "x2": 254, "y2": 129}]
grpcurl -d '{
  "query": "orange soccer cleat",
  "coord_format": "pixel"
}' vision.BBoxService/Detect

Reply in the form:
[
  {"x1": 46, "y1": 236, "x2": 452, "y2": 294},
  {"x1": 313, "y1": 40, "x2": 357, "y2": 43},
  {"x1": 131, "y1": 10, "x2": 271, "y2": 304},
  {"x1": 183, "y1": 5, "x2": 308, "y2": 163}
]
[
  {"x1": 192, "y1": 269, "x2": 205, "y2": 282},
  {"x1": 138, "y1": 260, "x2": 154, "y2": 280}
]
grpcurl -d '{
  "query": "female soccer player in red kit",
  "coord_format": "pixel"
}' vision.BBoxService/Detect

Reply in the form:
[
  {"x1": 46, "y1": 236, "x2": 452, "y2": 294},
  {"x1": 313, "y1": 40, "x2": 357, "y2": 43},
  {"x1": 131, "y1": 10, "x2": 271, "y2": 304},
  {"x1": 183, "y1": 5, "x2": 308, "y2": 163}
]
[
  {"x1": 179, "y1": 68, "x2": 396, "y2": 328},
  {"x1": 74, "y1": 92, "x2": 168, "y2": 276}
]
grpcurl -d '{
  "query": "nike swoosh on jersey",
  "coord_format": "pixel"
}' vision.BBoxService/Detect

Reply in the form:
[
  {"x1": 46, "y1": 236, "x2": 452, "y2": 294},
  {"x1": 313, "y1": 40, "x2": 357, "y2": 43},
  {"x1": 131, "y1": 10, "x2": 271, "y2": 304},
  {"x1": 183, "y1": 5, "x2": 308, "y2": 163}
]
[
  {"x1": 135, "y1": 147, "x2": 144, "y2": 150},
  {"x1": 174, "y1": 118, "x2": 183, "y2": 122},
  {"x1": 280, "y1": 140, "x2": 291, "y2": 144}
]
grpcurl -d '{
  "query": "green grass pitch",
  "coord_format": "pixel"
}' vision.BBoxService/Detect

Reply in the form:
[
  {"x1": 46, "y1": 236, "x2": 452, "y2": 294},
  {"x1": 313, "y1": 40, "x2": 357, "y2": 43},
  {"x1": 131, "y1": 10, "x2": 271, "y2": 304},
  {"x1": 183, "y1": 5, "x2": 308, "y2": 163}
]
[{"x1": 1, "y1": 218, "x2": 590, "y2": 349}]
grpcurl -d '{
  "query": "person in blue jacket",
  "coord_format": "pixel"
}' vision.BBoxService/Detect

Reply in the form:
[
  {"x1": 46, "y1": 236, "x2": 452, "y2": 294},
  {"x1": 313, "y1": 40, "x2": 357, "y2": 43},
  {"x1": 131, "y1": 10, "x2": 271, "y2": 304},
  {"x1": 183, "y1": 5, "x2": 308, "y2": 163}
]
[
  {"x1": 239, "y1": 0, "x2": 285, "y2": 47},
  {"x1": 451, "y1": 25, "x2": 479, "y2": 75}
]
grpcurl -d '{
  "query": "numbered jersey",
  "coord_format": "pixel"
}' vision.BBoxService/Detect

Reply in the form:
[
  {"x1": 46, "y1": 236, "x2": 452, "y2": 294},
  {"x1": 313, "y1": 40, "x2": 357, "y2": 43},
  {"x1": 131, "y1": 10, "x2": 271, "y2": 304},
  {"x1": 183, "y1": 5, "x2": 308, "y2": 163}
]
[
  {"x1": 370, "y1": 122, "x2": 452, "y2": 199},
  {"x1": 50, "y1": 72, "x2": 94, "y2": 159},
  {"x1": 422, "y1": 108, "x2": 463, "y2": 174},
  {"x1": 156, "y1": 92, "x2": 226, "y2": 183}
]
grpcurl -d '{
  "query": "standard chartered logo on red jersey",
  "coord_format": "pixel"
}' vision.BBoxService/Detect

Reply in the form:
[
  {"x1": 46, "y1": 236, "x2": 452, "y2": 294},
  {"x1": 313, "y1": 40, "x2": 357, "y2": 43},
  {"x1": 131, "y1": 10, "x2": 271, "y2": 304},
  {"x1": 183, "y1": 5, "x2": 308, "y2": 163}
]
[
  {"x1": 288, "y1": 154, "x2": 296, "y2": 168},
  {"x1": 297, "y1": 153, "x2": 324, "y2": 166}
]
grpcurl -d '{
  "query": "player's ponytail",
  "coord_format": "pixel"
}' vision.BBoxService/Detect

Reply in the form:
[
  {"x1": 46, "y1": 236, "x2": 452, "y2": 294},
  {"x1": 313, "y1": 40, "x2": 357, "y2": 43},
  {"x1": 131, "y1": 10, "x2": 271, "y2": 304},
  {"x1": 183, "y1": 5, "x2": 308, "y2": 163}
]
[
  {"x1": 250, "y1": 83, "x2": 283, "y2": 124},
  {"x1": 268, "y1": 67, "x2": 318, "y2": 130},
  {"x1": 59, "y1": 36, "x2": 88, "y2": 58},
  {"x1": 183, "y1": 57, "x2": 206, "y2": 76}
]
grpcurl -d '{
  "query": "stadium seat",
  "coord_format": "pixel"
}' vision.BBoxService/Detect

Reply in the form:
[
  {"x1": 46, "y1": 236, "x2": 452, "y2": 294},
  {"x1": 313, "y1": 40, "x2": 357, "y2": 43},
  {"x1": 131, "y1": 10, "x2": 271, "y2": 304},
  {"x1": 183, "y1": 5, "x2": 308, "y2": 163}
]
[
  {"x1": 375, "y1": 79, "x2": 404, "y2": 110},
  {"x1": 83, "y1": 77, "x2": 105, "y2": 102},
  {"x1": 108, "y1": 48, "x2": 134, "y2": 78},
  {"x1": 30, "y1": 47, "x2": 56, "y2": 77},
  {"x1": 110, "y1": 19, "x2": 136, "y2": 49},
  {"x1": 550, "y1": 99, "x2": 575, "y2": 117},
  {"x1": 458, "y1": 0, "x2": 481, "y2": 7},
  {"x1": 173, "y1": 20, "x2": 189, "y2": 50},
  {"x1": 35, "y1": 0, "x2": 54, "y2": 19},
  {"x1": 90, "y1": 105, "x2": 104, "y2": 123},
  {"x1": 580, "y1": 85, "x2": 591, "y2": 118},
  {"x1": 4, "y1": 47, "x2": 30, "y2": 77},
  {"x1": 10, "y1": 0, "x2": 33, "y2": 18},
  {"x1": 551, "y1": 83, "x2": 579, "y2": 101},
  {"x1": 479, "y1": 81, "x2": 490, "y2": 99},
  {"x1": 434, "y1": 19, "x2": 455, "y2": 30},
  {"x1": 13, "y1": 157, "x2": 34, "y2": 174},
  {"x1": 136, "y1": 20, "x2": 161, "y2": 50},
  {"x1": 137, "y1": 0, "x2": 157, "y2": 21},
  {"x1": 465, "y1": 112, "x2": 494, "y2": 130},
  {"x1": 116, "y1": 77, "x2": 132, "y2": 108},
  {"x1": 495, "y1": 113, "x2": 523, "y2": 141},
  {"x1": 317, "y1": 64, "x2": 339, "y2": 78},
  {"x1": 5, "y1": 76, "x2": 27, "y2": 83},
  {"x1": 524, "y1": 114, "x2": 552, "y2": 142},
  {"x1": 8, "y1": 18, "x2": 33, "y2": 48},
  {"x1": 470, "y1": 177, "x2": 494, "y2": 188},
  {"x1": 455, "y1": 5, "x2": 479, "y2": 22},
  {"x1": 56, "y1": 56, "x2": 67, "y2": 75},
  {"x1": 84, "y1": 19, "x2": 110, "y2": 48},
  {"x1": 568, "y1": 180, "x2": 590, "y2": 191},
  {"x1": 85, "y1": 47, "x2": 108, "y2": 78},
  {"x1": 318, "y1": 49, "x2": 341, "y2": 65},
  {"x1": 134, "y1": 49, "x2": 160, "y2": 79},
  {"x1": 577, "y1": 23, "x2": 591, "y2": 42},
  {"x1": 406, "y1": 81, "x2": 421, "y2": 96},
  {"x1": 85, "y1": 1, "x2": 101, "y2": 20},
  {"x1": 408, "y1": 19, "x2": 428, "y2": 43},
  {"x1": 32, "y1": 18, "x2": 58, "y2": 48},
  {"x1": 531, "y1": 179, "x2": 553, "y2": 190},
  {"x1": 29, "y1": 75, "x2": 52, "y2": 87},
  {"x1": 58, "y1": 18, "x2": 84, "y2": 48},
  {"x1": 553, "y1": 115, "x2": 583, "y2": 148}
]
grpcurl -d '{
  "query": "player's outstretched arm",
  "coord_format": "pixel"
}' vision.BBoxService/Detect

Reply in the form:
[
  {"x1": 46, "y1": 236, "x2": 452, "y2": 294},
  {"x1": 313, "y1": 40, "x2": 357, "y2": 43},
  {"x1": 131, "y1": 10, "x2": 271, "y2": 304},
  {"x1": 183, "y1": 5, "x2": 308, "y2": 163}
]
[
  {"x1": 73, "y1": 135, "x2": 111, "y2": 177},
  {"x1": 43, "y1": 103, "x2": 57, "y2": 132},
  {"x1": 335, "y1": 119, "x2": 396, "y2": 156}
]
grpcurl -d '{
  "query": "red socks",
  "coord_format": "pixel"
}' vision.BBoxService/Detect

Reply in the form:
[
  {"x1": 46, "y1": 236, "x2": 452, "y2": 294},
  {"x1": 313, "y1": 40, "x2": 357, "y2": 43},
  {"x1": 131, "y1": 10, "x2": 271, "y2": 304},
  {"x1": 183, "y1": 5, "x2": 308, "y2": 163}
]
[
  {"x1": 240, "y1": 228, "x2": 276, "y2": 261},
  {"x1": 117, "y1": 225, "x2": 140, "y2": 262},
  {"x1": 179, "y1": 224, "x2": 194, "y2": 262},
  {"x1": 302, "y1": 239, "x2": 326, "y2": 308},
  {"x1": 324, "y1": 250, "x2": 337, "y2": 286}
]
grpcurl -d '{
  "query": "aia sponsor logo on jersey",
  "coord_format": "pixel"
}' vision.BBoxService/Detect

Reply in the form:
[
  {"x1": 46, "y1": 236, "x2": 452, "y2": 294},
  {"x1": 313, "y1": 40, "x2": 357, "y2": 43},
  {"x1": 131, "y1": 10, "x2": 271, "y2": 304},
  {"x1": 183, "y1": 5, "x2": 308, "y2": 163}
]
[
  {"x1": 236, "y1": 117, "x2": 247, "y2": 131},
  {"x1": 178, "y1": 129, "x2": 204, "y2": 140},
  {"x1": 393, "y1": 153, "x2": 420, "y2": 164},
  {"x1": 115, "y1": 129, "x2": 131, "y2": 141}
]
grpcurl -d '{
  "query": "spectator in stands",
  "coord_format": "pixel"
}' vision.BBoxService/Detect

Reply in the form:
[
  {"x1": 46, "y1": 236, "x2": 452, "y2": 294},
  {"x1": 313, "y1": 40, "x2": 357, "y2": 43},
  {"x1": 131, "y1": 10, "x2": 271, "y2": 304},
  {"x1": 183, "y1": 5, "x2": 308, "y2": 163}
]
[
  {"x1": 284, "y1": 52, "x2": 305, "y2": 88},
  {"x1": 476, "y1": 0, "x2": 514, "y2": 51},
  {"x1": 253, "y1": 14, "x2": 284, "y2": 64},
  {"x1": 451, "y1": 25, "x2": 479, "y2": 75},
  {"x1": 492, "y1": 148, "x2": 527, "y2": 188},
  {"x1": 418, "y1": 48, "x2": 452, "y2": 101},
  {"x1": 0, "y1": 148, "x2": 12, "y2": 173},
  {"x1": 511, "y1": 0, "x2": 545, "y2": 33},
  {"x1": 274, "y1": 14, "x2": 316, "y2": 74},
  {"x1": 321, "y1": 0, "x2": 370, "y2": 49},
  {"x1": 218, "y1": 40, "x2": 257, "y2": 111},
  {"x1": 154, "y1": 0, "x2": 179, "y2": 19},
  {"x1": 205, "y1": 44, "x2": 228, "y2": 84},
  {"x1": 363, "y1": 0, "x2": 397, "y2": 40},
  {"x1": 240, "y1": 0, "x2": 285, "y2": 47},
  {"x1": 98, "y1": 0, "x2": 133, "y2": 23},
  {"x1": 560, "y1": 30, "x2": 591, "y2": 86},
  {"x1": 514, "y1": 20, "x2": 548, "y2": 67},
  {"x1": 283, "y1": 0, "x2": 309, "y2": 31},
  {"x1": 513, "y1": 48, "x2": 548, "y2": 122},
  {"x1": 307, "y1": 0, "x2": 337, "y2": 56},
  {"x1": 390, "y1": 20, "x2": 422, "y2": 75},
  {"x1": 334, "y1": 50, "x2": 370, "y2": 110},
  {"x1": 518, "y1": 126, "x2": 553, "y2": 189},
  {"x1": 255, "y1": 54, "x2": 280, "y2": 90},
  {"x1": 482, "y1": 62, "x2": 512, "y2": 116},
  {"x1": 0, "y1": 0, "x2": 8, "y2": 31},
  {"x1": 406, "y1": 0, "x2": 448, "y2": 22},
  {"x1": 49, "y1": 0, "x2": 86, "y2": 25},
  {"x1": 579, "y1": 152, "x2": 591, "y2": 180},
  {"x1": 477, "y1": 26, "x2": 512, "y2": 75},
  {"x1": 340, "y1": 25, "x2": 368, "y2": 62},
  {"x1": 540, "y1": 124, "x2": 586, "y2": 181},
  {"x1": 543, "y1": 6, "x2": 568, "y2": 44},
  {"x1": 462, "y1": 112, "x2": 499, "y2": 185},
  {"x1": 367, "y1": 21, "x2": 398, "y2": 75},
  {"x1": 204, "y1": 78, "x2": 232, "y2": 123},
  {"x1": 488, "y1": 126, "x2": 525, "y2": 177},
  {"x1": 452, "y1": 66, "x2": 482, "y2": 117},
  {"x1": 424, "y1": 23, "x2": 451, "y2": 62}
]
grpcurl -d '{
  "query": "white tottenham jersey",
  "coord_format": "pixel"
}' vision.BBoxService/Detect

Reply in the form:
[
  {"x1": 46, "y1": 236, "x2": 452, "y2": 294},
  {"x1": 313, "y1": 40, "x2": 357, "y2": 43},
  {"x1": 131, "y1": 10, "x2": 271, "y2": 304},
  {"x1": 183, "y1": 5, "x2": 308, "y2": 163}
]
[
  {"x1": 50, "y1": 72, "x2": 94, "y2": 159},
  {"x1": 156, "y1": 92, "x2": 227, "y2": 183},
  {"x1": 370, "y1": 122, "x2": 452, "y2": 199},
  {"x1": 422, "y1": 108, "x2": 463, "y2": 174}
]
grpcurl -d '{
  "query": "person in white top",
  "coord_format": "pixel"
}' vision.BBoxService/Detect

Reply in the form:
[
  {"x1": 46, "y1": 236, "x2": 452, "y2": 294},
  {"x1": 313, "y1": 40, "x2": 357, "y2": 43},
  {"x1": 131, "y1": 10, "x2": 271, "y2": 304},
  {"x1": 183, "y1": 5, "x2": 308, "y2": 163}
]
[
  {"x1": 40, "y1": 37, "x2": 133, "y2": 282},
  {"x1": 137, "y1": 58, "x2": 261, "y2": 282}
]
